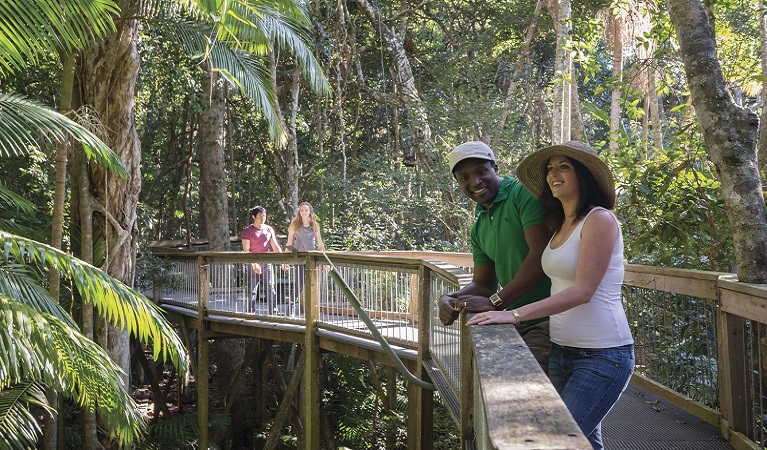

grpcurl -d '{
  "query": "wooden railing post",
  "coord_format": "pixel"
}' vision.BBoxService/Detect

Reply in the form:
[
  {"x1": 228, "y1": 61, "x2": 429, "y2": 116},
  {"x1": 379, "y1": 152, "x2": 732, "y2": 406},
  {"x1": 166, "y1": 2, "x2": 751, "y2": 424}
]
[
  {"x1": 459, "y1": 313, "x2": 474, "y2": 449},
  {"x1": 717, "y1": 277, "x2": 754, "y2": 443},
  {"x1": 197, "y1": 256, "x2": 210, "y2": 450},
  {"x1": 408, "y1": 264, "x2": 434, "y2": 450},
  {"x1": 303, "y1": 255, "x2": 320, "y2": 450}
]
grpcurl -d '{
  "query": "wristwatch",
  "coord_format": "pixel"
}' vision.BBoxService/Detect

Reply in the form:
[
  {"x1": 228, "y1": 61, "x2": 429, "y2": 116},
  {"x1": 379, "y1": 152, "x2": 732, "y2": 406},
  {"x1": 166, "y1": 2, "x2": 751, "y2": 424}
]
[{"x1": 489, "y1": 293, "x2": 504, "y2": 310}]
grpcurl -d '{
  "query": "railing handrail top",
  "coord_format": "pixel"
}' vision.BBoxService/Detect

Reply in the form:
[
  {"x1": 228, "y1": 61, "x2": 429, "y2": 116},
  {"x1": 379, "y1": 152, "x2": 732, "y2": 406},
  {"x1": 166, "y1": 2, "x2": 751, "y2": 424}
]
[{"x1": 624, "y1": 263, "x2": 732, "y2": 280}]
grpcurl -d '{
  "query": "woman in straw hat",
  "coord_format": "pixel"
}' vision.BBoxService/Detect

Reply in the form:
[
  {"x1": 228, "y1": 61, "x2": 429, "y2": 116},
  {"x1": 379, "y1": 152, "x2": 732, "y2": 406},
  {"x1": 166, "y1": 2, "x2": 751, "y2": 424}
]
[{"x1": 467, "y1": 141, "x2": 634, "y2": 450}]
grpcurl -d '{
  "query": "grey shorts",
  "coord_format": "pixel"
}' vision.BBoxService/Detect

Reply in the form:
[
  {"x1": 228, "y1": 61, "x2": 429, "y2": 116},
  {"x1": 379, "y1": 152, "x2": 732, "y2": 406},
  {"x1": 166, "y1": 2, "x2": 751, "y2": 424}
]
[{"x1": 516, "y1": 321, "x2": 551, "y2": 374}]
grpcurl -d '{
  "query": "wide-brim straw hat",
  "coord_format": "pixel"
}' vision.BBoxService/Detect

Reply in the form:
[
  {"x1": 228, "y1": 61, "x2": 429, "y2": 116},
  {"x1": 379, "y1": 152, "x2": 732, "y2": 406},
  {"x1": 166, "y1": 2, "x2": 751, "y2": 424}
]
[{"x1": 516, "y1": 140, "x2": 616, "y2": 208}]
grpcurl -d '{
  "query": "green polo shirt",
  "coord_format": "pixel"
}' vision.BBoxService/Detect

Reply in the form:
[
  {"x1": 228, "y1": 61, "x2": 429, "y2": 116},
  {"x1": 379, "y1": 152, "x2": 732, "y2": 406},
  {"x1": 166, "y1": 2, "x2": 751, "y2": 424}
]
[{"x1": 470, "y1": 176, "x2": 551, "y2": 320}]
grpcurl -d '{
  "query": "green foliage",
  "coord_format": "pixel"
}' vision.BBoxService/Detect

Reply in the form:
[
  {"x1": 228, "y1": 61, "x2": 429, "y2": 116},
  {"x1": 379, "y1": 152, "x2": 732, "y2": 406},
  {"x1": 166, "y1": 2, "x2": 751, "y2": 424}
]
[
  {"x1": 137, "y1": 411, "x2": 229, "y2": 450},
  {"x1": 0, "y1": 0, "x2": 118, "y2": 76},
  {"x1": 322, "y1": 354, "x2": 408, "y2": 449},
  {"x1": 0, "y1": 231, "x2": 191, "y2": 447},
  {"x1": 611, "y1": 132, "x2": 734, "y2": 270}
]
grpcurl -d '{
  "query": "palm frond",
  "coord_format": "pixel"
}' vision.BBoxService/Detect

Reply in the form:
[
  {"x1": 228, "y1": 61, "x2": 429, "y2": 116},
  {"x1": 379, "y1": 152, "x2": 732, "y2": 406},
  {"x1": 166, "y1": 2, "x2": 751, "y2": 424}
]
[
  {"x1": 0, "y1": 382, "x2": 50, "y2": 450},
  {"x1": 208, "y1": 44, "x2": 284, "y2": 142},
  {"x1": 224, "y1": 1, "x2": 329, "y2": 95},
  {"x1": 0, "y1": 231, "x2": 189, "y2": 375},
  {"x1": 0, "y1": 183, "x2": 34, "y2": 214},
  {"x1": 0, "y1": 93, "x2": 128, "y2": 178},
  {"x1": 0, "y1": 0, "x2": 118, "y2": 76},
  {"x1": 0, "y1": 295, "x2": 146, "y2": 446},
  {"x1": 0, "y1": 262, "x2": 77, "y2": 327}
]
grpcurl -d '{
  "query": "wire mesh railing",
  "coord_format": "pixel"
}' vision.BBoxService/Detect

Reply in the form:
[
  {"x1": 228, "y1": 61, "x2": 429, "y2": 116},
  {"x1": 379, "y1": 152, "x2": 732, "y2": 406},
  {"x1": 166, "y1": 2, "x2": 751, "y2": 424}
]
[
  {"x1": 148, "y1": 248, "x2": 767, "y2": 449},
  {"x1": 159, "y1": 257, "x2": 198, "y2": 308},
  {"x1": 316, "y1": 259, "x2": 421, "y2": 346},
  {"x1": 623, "y1": 286, "x2": 719, "y2": 409},
  {"x1": 429, "y1": 271, "x2": 462, "y2": 396},
  {"x1": 745, "y1": 318, "x2": 767, "y2": 446}
]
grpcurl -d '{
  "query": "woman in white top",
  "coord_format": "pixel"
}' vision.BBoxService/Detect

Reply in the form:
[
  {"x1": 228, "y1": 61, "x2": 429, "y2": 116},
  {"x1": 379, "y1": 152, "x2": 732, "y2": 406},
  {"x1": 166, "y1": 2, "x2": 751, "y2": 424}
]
[{"x1": 468, "y1": 141, "x2": 634, "y2": 450}]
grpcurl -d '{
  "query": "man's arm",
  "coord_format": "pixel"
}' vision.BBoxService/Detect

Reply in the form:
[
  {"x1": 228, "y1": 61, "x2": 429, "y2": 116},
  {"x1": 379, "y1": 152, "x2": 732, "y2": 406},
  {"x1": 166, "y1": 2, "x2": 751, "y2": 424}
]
[
  {"x1": 438, "y1": 265, "x2": 497, "y2": 325},
  {"x1": 494, "y1": 223, "x2": 550, "y2": 309},
  {"x1": 269, "y1": 227, "x2": 283, "y2": 252}
]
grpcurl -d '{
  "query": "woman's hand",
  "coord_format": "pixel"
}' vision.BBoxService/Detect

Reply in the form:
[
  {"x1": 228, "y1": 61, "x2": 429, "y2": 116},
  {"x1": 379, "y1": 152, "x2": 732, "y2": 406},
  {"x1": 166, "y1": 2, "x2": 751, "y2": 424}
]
[{"x1": 466, "y1": 310, "x2": 517, "y2": 326}]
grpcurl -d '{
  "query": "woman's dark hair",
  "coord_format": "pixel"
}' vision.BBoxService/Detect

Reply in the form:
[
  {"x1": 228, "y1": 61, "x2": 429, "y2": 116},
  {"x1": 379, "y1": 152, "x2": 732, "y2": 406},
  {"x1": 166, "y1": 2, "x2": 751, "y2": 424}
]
[
  {"x1": 250, "y1": 206, "x2": 266, "y2": 219},
  {"x1": 539, "y1": 157, "x2": 609, "y2": 232}
]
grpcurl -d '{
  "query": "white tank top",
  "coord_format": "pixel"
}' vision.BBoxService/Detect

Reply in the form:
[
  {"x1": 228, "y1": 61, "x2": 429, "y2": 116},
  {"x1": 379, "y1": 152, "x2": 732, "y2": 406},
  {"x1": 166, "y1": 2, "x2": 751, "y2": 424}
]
[{"x1": 541, "y1": 207, "x2": 633, "y2": 348}]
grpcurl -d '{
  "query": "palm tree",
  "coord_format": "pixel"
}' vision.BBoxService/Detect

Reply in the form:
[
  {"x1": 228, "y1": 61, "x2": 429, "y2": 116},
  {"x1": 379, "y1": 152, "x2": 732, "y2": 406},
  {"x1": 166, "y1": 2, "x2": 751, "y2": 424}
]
[
  {"x1": 1, "y1": 1, "x2": 190, "y2": 447},
  {"x1": 0, "y1": 231, "x2": 189, "y2": 449}
]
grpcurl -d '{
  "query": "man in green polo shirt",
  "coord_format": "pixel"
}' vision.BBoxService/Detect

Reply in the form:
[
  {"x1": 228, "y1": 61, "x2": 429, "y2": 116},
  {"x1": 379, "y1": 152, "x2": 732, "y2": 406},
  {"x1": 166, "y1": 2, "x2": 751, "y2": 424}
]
[{"x1": 438, "y1": 140, "x2": 552, "y2": 370}]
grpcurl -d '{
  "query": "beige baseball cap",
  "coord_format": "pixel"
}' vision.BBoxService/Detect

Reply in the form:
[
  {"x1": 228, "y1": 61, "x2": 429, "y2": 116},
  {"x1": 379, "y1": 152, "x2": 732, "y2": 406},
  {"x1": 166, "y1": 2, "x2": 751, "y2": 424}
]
[{"x1": 448, "y1": 141, "x2": 497, "y2": 173}]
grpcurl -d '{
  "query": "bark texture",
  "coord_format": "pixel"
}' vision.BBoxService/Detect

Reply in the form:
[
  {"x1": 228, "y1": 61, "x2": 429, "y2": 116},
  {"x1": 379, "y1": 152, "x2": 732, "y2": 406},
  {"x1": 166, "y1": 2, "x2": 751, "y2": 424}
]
[
  {"x1": 198, "y1": 70, "x2": 231, "y2": 251},
  {"x1": 78, "y1": 1, "x2": 142, "y2": 446},
  {"x1": 668, "y1": 0, "x2": 767, "y2": 283}
]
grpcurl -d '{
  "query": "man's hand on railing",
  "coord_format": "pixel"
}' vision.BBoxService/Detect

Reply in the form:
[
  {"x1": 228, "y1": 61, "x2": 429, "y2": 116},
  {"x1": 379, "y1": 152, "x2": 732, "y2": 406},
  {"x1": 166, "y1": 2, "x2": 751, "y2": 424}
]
[
  {"x1": 250, "y1": 262, "x2": 262, "y2": 275},
  {"x1": 440, "y1": 294, "x2": 497, "y2": 326},
  {"x1": 438, "y1": 295, "x2": 460, "y2": 326}
]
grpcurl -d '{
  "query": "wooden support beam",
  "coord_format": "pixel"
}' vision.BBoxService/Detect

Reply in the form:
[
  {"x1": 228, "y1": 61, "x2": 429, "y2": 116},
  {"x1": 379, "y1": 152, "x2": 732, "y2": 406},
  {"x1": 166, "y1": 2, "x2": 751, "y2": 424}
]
[
  {"x1": 303, "y1": 256, "x2": 321, "y2": 450},
  {"x1": 410, "y1": 264, "x2": 433, "y2": 450},
  {"x1": 264, "y1": 347, "x2": 306, "y2": 450},
  {"x1": 459, "y1": 313, "x2": 474, "y2": 449},
  {"x1": 197, "y1": 256, "x2": 210, "y2": 449}
]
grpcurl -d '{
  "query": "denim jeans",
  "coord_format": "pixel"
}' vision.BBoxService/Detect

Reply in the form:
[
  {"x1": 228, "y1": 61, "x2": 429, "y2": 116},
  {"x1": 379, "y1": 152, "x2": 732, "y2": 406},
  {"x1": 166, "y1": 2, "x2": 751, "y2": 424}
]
[{"x1": 548, "y1": 343, "x2": 635, "y2": 450}]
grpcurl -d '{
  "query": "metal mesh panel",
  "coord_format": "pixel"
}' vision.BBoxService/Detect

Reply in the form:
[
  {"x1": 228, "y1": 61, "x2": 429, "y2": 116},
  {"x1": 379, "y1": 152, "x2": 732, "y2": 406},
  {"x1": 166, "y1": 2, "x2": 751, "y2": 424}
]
[
  {"x1": 745, "y1": 319, "x2": 767, "y2": 446},
  {"x1": 623, "y1": 286, "x2": 719, "y2": 409},
  {"x1": 317, "y1": 262, "x2": 419, "y2": 345},
  {"x1": 161, "y1": 259, "x2": 198, "y2": 308},
  {"x1": 429, "y1": 272, "x2": 461, "y2": 397}
]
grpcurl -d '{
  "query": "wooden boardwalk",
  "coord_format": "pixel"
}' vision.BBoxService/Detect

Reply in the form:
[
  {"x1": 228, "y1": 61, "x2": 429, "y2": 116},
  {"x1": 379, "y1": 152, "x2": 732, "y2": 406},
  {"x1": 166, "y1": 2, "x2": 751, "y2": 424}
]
[
  {"x1": 160, "y1": 294, "x2": 730, "y2": 450},
  {"x1": 604, "y1": 383, "x2": 728, "y2": 449}
]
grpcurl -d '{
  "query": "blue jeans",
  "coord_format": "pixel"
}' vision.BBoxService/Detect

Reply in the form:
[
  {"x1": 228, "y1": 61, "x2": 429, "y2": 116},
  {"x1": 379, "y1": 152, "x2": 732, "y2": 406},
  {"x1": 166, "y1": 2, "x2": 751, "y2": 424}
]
[{"x1": 548, "y1": 343, "x2": 635, "y2": 450}]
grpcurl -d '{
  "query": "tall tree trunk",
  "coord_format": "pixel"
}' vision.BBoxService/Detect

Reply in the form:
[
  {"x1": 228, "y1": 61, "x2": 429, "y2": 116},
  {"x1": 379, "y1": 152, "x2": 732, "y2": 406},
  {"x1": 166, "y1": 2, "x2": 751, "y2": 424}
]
[
  {"x1": 354, "y1": 0, "x2": 432, "y2": 165},
  {"x1": 45, "y1": 50, "x2": 77, "y2": 450},
  {"x1": 648, "y1": 72, "x2": 663, "y2": 152},
  {"x1": 668, "y1": 0, "x2": 767, "y2": 283},
  {"x1": 549, "y1": 0, "x2": 572, "y2": 143},
  {"x1": 759, "y1": 0, "x2": 767, "y2": 171},
  {"x1": 272, "y1": 54, "x2": 302, "y2": 217},
  {"x1": 609, "y1": 13, "x2": 623, "y2": 152},
  {"x1": 199, "y1": 70, "x2": 231, "y2": 251},
  {"x1": 79, "y1": 1, "x2": 142, "y2": 447}
]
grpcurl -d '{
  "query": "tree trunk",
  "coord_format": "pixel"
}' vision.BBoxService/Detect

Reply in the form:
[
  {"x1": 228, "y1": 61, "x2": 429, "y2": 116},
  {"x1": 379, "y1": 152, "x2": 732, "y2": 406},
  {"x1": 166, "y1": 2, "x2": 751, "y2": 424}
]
[
  {"x1": 758, "y1": 0, "x2": 767, "y2": 171},
  {"x1": 549, "y1": 0, "x2": 572, "y2": 143},
  {"x1": 668, "y1": 0, "x2": 767, "y2": 283},
  {"x1": 78, "y1": 1, "x2": 142, "y2": 447},
  {"x1": 609, "y1": 13, "x2": 623, "y2": 152},
  {"x1": 45, "y1": 50, "x2": 77, "y2": 450},
  {"x1": 272, "y1": 54, "x2": 302, "y2": 218},
  {"x1": 199, "y1": 70, "x2": 231, "y2": 251},
  {"x1": 648, "y1": 72, "x2": 663, "y2": 152}
]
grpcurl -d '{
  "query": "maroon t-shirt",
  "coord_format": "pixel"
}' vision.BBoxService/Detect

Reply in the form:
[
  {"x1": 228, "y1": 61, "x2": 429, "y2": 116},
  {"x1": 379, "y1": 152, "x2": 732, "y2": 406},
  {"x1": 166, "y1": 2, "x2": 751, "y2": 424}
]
[{"x1": 241, "y1": 224, "x2": 272, "y2": 253}]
